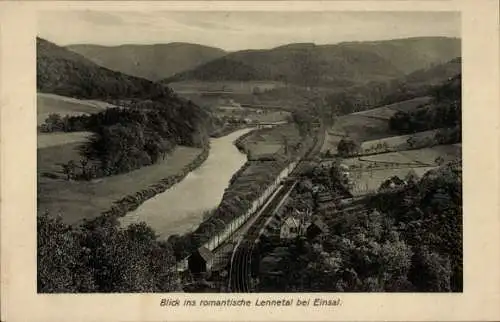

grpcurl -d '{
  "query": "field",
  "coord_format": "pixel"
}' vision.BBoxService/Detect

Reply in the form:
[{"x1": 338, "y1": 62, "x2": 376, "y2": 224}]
[
  {"x1": 213, "y1": 107, "x2": 290, "y2": 124},
  {"x1": 37, "y1": 131, "x2": 93, "y2": 149},
  {"x1": 38, "y1": 143, "x2": 203, "y2": 225},
  {"x1": 37, "y1": 93, "x2": 114, "y2": 125},
  {"x1": 322, "y1": 114, "x2": 390, "y2": 153},
  {"x1": 360, "y1": 129, "x2": 441, "y2": 153},
  {"x1": 341, "y1": 144, "x2": 461, "y2": 196},
  {"x1": 169, "y1": 80, "x2": 286, "y2": 94},
  {"x1": 382, "y1": 96, "x2": 433, "y2": 113},
  {"x1": 238, "y1": 124, "x2": 301, "y2": 159},
  {"x1": 348, "y1": 167, "x2": 437, "y2": 196},
  {"x1": 321, "y1": 96, "x2": 435, "y2": 154}
]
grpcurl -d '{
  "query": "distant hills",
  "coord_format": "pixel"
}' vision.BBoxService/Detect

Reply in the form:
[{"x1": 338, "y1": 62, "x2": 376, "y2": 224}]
[
  {"x1": 325, "y1": 56, "x2": 462, "y2": 116},
  {"x1": 66, "y1": 43, "x2": 227, "y2": 81},
  {"x1": 37, "y1": 37, "x2": 209, "y2": 146},
  {"x1": 164, "y1": 37, "x2": 461, "y2": 88},
  {"x1": 335, "y1": 37, "x2": 461, "y2": 74},
  {"x1": 37, "y1": 37, "x2": 175, "y2": 100}
]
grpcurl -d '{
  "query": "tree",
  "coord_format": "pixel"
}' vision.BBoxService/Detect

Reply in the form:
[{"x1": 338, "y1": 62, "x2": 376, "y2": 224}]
[
  {"x1": 80, "y1": 158, "x2": 90, "y2": 180},
  {"x1": 291, "y1": 110, "x2": 313, "y2": 137},
  {"x1": 404, "y1": 169, "x2": 419, "y2": 185},
  {"x1": 435, "y1": 156, "x2": 445, "y2": 166},
  {"x1": 38, "y1": 213, "x2": 95, "y2": 292},
  {"x1": 337, "y1": 137, "x2": 360, "y2": 157},
  {"x1": 408, "y1": 246, "x2": 452, "y2": 292},
  {"x1": 60, "y1": 160, "x2": 77, "y2": 180},
  {"x1": 406, "y1": 136, "x2": 416, "y2": 148}
]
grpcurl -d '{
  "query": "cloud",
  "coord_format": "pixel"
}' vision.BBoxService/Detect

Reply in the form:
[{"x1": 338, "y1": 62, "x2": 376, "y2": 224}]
[
  {"x1": 37, "y1": 11, "x2": 460, "y2": 50},
  {"x1": 78, "y1": 10, "x2": 126, "y2": 26}
]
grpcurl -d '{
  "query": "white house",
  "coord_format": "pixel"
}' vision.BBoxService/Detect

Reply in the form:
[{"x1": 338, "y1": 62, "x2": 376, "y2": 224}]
[{"x1": 280, "y1": 216, "x2": 305, "y2": 240}]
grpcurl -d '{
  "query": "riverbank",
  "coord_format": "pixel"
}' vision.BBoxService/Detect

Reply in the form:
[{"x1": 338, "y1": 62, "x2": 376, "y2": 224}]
[
  {"x1": 117, "y1": 128, "x2": 253, "y2": 239},
  {"x1": 170, "y1": 124, "x2": 316, "y2": 259},
  {"x1": 38, "y1": 144, "x2": 205, "y2": 225},
  {"x1": 102, "y1": 146, "x2": 210, "y2": 219}
]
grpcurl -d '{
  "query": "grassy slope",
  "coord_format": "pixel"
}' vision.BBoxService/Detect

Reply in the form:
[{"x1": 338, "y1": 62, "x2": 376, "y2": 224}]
[
  {"x1": 37, "y1": 92, "x2": 114, "y2": 125},
  {"x1": 360, "y1": 129, "x2": 440, "y2": 152},
  {"x1": 38, "y1": 132, "x2": 93, "y2": 149},
  {"x1": 322, "y1": 96, "x2": 434, "y2": 153},
  {"x1": 237, "y1": 124, "x2": 301, "y2": 158},
  {"x1": 342, "y1": 145, "x2": 461, "y2": 195},
  {"x1": 38, "y1": 143, "x2": 203, "y2": 225}
]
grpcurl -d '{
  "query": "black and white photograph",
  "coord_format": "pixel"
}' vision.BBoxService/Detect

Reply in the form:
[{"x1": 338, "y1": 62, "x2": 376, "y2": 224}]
[{"x1": 35, "y1": 9, "x2": 464, "y2": 294}]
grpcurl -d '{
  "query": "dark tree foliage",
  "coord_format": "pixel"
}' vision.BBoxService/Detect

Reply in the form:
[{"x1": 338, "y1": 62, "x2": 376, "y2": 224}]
[
  {"x1": 38, "y1": 213, "x2": 180, "y2": 293},
  {"x1": 37, "y1": 38, "x2": 175, "y2": 100},
  {"x1": 366, "y1": 161, "x2": 462, "y2": 291},
  {"x1": 264, "y1": 161, "x2": 462, "y2": 293},
  {"x1": 37, "y1": 37, "x2": 211, "y2": 179},
  {"x1": 337, "y1": 137, "x2": 361, "y2": 157},
  {"x1": 291, "y1": 110, "x2": 315, "y2": 136},
  {"x1": 47, "y1": 100, "x2": 209, "y2": 179},
  {"x1": 326, "y1": 58, "x2": 461, "y2": 116},
  {"x1": 388, "y1": 75, "x2": 461, "y2": 137}
]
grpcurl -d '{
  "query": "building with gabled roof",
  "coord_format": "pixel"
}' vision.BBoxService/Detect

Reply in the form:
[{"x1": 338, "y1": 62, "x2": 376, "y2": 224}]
[{"x1": 188, "y1": 246, "x2": 215, "y2": 275}]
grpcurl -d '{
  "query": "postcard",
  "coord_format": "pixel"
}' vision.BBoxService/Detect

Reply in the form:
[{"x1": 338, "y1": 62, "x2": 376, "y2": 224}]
[{"x1": 1, "y1": 1, "x2": 499, "y2": 321}]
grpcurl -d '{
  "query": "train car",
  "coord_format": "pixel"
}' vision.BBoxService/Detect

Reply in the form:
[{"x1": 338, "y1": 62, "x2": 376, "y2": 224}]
[{"x1": 184, "y1": 158, "x2": 301, "y2": 270}]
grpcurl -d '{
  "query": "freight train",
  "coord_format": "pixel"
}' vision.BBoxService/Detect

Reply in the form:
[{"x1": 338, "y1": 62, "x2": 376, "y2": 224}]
[{"x1": 177, "y1": 159, "x2": 299, "y2": 272}]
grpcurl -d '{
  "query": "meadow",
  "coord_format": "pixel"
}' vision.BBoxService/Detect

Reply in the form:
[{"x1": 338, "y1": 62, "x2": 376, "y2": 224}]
[
  {"x1": 37, "y1": 131, "x2": 93, "y2": 149},
  {"x1": 321, "y1": 114, "x2": 390, "y2": 153},
  {"x1": 168, "y1": 80, "x2": 286, "y2": 94},
  {"x1": 37, "y1": 92, "x2": 114, "y2": 125},
  {"x1": 38, "y1": 143, "x2": 203, "y2": 225},
  {"x1": 360, "y1": 129, "x2": 441, "y2": 153},
  {"x1": 237, "y1": 124, "x2": 302, "y2": 159},
  {"x1": 322, "y1": 96, "x2": 435, "y2": 154},
  {"x1": 341, "y1": 144, "x2": 461, "y2": 196}
]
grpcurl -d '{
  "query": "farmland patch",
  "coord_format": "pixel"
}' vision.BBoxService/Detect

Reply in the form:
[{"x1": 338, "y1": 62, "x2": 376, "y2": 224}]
[
  {"x1": 342, "y1": 144, "x2": 462, "y2": 196},
  {"x1": 360, "y1": 129, "x2": 440, "y2": 153},
  {"x1": 37, "y1": 131, "x2": 93, "y2": 149},
  {"x1": 37, "y1": 92, "x2": 115, "y2": 125},
  {"x1": 382, "y1": 96, "x2": 433, "y2": 113},
  {"x1": 38, "y1": 143, "x2": 202, "y2": 225}
]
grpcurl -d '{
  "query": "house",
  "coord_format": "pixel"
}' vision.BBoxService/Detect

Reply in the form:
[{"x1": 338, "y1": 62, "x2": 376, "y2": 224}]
[
  {"x1": 188, "y1": 246, "x2": 215, "y2": 275},
  {"x1": 306, "y1": 218, "x2": 329, "y2": 240},
  {"x1": 280, "y1": 216, "x2": 305, "y2": 240}
]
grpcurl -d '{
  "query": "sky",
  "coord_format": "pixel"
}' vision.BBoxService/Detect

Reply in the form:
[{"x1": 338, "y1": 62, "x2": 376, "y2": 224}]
[{"x1": 38, "y1": 11, "x2": 460, "y2": 51}]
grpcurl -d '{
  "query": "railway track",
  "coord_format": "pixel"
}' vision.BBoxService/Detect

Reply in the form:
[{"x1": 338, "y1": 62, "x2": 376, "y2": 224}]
[
  {"x1": 228, "y1": 123, "x2": 326, "y2": 293},
  {"x1": 228, "y1": 181, "x2": 296, "y2": 292}
]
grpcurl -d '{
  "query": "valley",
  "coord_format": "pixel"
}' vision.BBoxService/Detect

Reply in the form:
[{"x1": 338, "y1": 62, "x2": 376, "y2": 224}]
[{"x1": 36, "y1": 33, "x2": 462, "y2": 294}]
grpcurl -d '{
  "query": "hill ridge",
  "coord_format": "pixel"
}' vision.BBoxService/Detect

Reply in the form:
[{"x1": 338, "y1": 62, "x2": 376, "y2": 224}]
[
  {"x1": 164, "y1": 36, "x2": 460, "y2": 87},
  {"x1": 65, "y1": 42, "x2": 227, "y2": 81}
]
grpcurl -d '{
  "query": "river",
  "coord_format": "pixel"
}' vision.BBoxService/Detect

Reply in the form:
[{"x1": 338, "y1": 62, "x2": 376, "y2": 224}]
[{"x1": 118, "y1": 128, "x2": 253, "y2": 240}]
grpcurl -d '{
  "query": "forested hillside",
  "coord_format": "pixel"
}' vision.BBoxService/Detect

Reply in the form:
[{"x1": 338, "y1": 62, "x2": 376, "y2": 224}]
[
  {"x1": 66, "y1": 43, "x2": 226, "y2": 81},
  {"x1": 265, "y1": 159, "x2": 462, "y2": 292},
  {"x1": 326, "y1": 57, "x2": 461, "y2": 116},
  {"x1": 37, "y1": 37, "x2": 210, "y2": 177},
  {"x1": 389, "y1": 74, "x2": 461, "y2": 138},
  {"x1": 336, "y1": 37, "x2": 461, "y2": 74},
  {"x1": 164, "y1": 37, "x2": 460, "y2": 88},
  {"x1": 38, "y1": 38, "x2": 175, "y2": 100}
]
